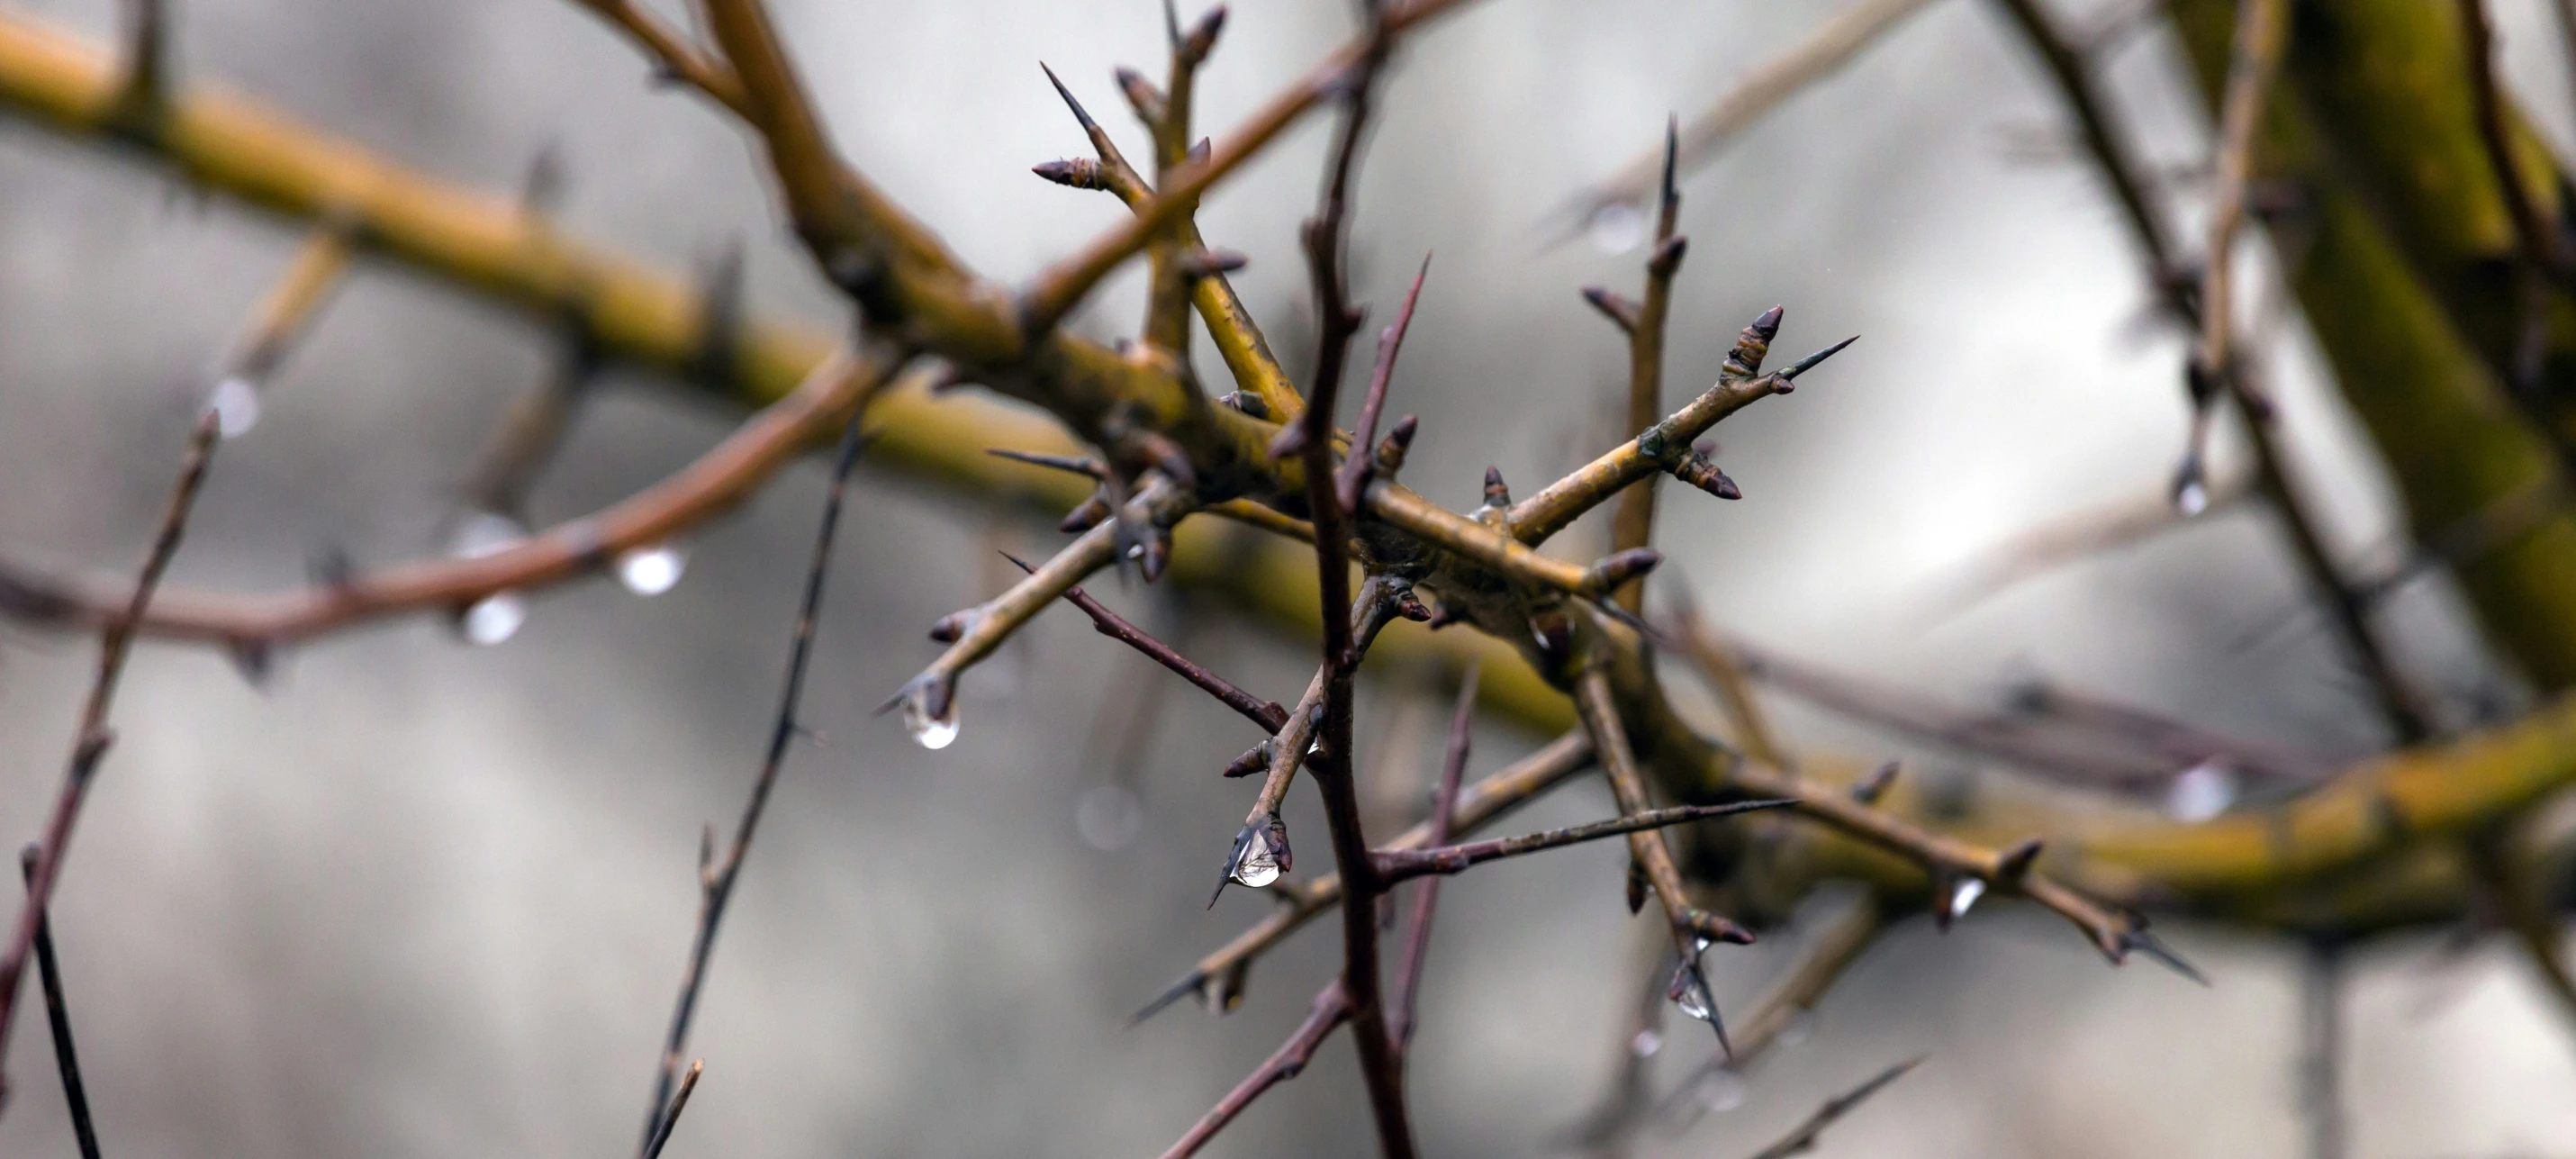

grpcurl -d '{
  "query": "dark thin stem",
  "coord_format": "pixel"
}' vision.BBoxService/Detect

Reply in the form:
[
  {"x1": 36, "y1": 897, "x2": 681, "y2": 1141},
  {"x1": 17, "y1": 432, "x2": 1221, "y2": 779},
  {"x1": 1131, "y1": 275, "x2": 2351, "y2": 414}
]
[
  {"x1": 0, "y1": 406, "x2": 218, "y2": 1108},
  {"x1": 1370, "y1": 801, "x2": 1794, "y2": 884},
  {"x1": 1288, "y1": 7, "x2": 1414, "y2": 1151},
  {"x1": 1335, "y1": 252, "x2": 1433, "y2": 513},
  {"x1": 18, "y1": 848, "x2": 100, "y2": 1159},
  {"x1": 641, "y1": 1059, "x2": 704, "y2": 1159},
  {"x1": 2300, "y1": 940, "x2": 2346, "y2": 1159},
  {"x1": 1016, "y1": 554, "x2": 1287, "y2": 731},
  {"x1": 1388, "y1": 663, "x2": 1477, "y2": 1054},
  {"x1": 1741, "y1": 1057, "x2": 1923, "y2": 1159},
  {"x1": 637, "y1": 411, "x2": 869, "y2": 1154},
  {"x1": 2459, "y1": 0, "x2": 2561, "y2": 397},
  {"x1": 1607, "y1": 117, "x2": 1685, "y2": 613},
  {"x1": 1158, "y1": 982, "x2": 1351, "y2": 1159}
]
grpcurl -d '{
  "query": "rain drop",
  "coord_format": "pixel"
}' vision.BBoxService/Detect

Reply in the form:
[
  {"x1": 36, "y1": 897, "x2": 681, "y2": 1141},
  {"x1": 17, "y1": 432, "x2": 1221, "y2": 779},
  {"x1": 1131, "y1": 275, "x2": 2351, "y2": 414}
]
[
  {"x1": 460, "y1": 592, "x2": 528, "y2": 646},
  {"x1": 1668, "y1": 960, "x2": 1715, "y2": 1023},
  {"x1": 205, "y1": 376, "x2": 260, "y2": 439},
  {"x1": 1948, "y1": 876, "x2": 1986, "y2": 919},
  {"x1": 902, "y1": 682, "x2": 961, "y2": 750},
  {"x1": 1630, "y1": 1028, "x2": 1662, "y2": 1058},
  {"x1": 1588, "y1": 202, "x2": 1646, "y2": 255},
  {"x1": 615, "y1": 542, "x2": 688, "y2": 596},
  {"x1": 1075, "y1": 784, "x2": 1143, "y2": 851},
  {"x1": 2164, "y1": 759, "x2": 2238, "y2": 821},
  {"x1": 1232, "y1": 830, "x2": 1282, "y2": 888},
  {"x1": 2174, "y1": 478, "x2": 2210, "y2": 516}
]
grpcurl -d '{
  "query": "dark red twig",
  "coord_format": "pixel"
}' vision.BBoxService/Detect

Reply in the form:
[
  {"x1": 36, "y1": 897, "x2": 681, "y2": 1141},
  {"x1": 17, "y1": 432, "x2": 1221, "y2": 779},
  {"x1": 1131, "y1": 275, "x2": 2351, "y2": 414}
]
[
  {"x1": 636, "y1": 412, "x2": 870, "y2": 1154},
  {"x1": 1369, "y1": 800, "x2": 1794, "y2": 883},
  {"x1": 1387, "y1": 663, "x2": 1477, "y2": 1054},
  {"x1": 1011, "y1": 553, "x2": 1287, "y2": 731},
  {"x1": 1336, "y1": 252, "x2": 1433, "y2": 512},
  {"x1": 1740, "y1": 1056, "x2": 1923, "y2": 1159},
  {"x1": 0, "y1": 406, "x2": 218, "y2": 1109},
  {"x1": 1158, "y1": 981, "x2": 1351, "y2": 1159}
]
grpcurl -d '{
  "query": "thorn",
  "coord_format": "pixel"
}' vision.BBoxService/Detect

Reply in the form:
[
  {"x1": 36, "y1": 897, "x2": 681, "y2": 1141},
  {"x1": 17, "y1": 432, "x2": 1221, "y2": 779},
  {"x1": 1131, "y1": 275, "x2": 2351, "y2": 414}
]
[
  {"x1": 1039, "y1": 62, "x2": 1103, "y2": 135},
  {"x1": 1781, "y1": 334, "x2": 1858, "y2": 381},
  {"x1": 1583, "y1": 548, "x2": 1664, "y2": 596},
  {"x1": 1483, "y1": 466, "x2": 1512, "y2": 507},
  {"x1": 1374, "y1": 414, "x2": 1417, "y2": 475},
  {"x1": 1997, "y1": 837, "x2": 2045, "y2": 880},
  {"x1": 1060, "y1": 493, "x2": 1113, "y2": 534},
  {"x1": 986, "y1": 447, "x2": 1107, "y2": 478},
  {"x1": 1176, "y1": 248, "x2": 1249, "y2": 278},
  {"x1": 1581, "y1": 285, "x2": 1641, "y2": 333},
  {"x1": 1625, "y1": 856, "x2": 1650, "y2": 914},
  {"x1": 1188, "y1": 137, "x2": 1211, "y2": 164},
  {"x1": 1658, "y1": 113, "x2": 1680, "y2": 217},
  {"x1": 1129, "y1": 970, "x2": 1207, "y2": 1026},
  {"x1": 2121, "y1": 927, "x2": 2210, "y2": 986}
]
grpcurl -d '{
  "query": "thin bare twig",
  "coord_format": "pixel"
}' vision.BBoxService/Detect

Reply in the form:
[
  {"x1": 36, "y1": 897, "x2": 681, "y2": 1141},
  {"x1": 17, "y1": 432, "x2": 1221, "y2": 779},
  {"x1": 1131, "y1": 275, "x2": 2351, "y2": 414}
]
[
  {"x1": 1604, "y1": 119, "x2": 1686, "y2": 613},
  {"x1": 1739, "y1": 1056, "x2": 1922, "y2": 1159},
  {"x1": 17, "y1": 848, "x2": 101, "y2": 1159},
  {"x1": 1369, "y1": 800, "x2": 1795, "y2": 883},
  {"x1": 637, "y1": 409, "x2": 872, "y2": 1153},
  {"x1": 1389, "y1": 663, "x2": 1478, "y2": 1054},
  {"x1": 1158, "y1": 982, "x2": 1351, "y2": 1159},
  {"x1": 641, "y1": 1058, "x2": 705, "y2": 1159},
  {"x1": 1018, "y1": 554, "x2": 1288, "y2": 732}
]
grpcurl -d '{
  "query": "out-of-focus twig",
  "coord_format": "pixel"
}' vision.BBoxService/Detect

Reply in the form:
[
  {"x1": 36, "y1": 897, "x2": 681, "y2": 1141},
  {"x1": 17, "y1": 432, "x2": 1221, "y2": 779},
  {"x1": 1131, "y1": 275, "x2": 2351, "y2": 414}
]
[
  {"x1": 1738, "y1": 1056, "x2": 1922, "y2": 1159},
  {"x1": 17, "y1": 847, "x2": 102, "y2": 1159}
]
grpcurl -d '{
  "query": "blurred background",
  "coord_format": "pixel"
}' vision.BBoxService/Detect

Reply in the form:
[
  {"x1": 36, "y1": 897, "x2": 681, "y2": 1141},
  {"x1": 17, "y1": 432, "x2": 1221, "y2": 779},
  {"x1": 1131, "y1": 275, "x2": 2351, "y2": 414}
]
[{"x1": 0, "y1": 0, "x2": 2571, "y2": 1154}]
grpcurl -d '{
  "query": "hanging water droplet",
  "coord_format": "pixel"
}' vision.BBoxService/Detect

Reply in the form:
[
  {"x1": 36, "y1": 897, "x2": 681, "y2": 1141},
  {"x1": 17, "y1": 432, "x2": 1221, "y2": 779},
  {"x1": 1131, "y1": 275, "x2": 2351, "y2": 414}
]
[
  {"x1": 1948, "y1": 876, "x2": 1986, "y2": 919},
  {"x1": 1692, "y1": 936, "x2": 1713, "y2": 955},
  {"x1": 1075, "y1": 784, "x2": 1143, "y2": 851},
  {"x1": 1694, "y1": 1069, "x2": 1746, "y2": 1114},
  {"x1": 1231, "y1": 831, "x2": 1282, "y2": 888},
  {"x1": 1668, "y1": 960, "x2": 1715, "y2": 1023},
  {"x1": 1629, "y1": 1028, "x2": 1662, "y2": 1058},
  {"x1": 615, "y1": 542, "x2": 688, "y2": 596},
  {"x1": 2164, "y1": 759, "x2": 2238, "y2": 821},
  {"x1": 204, "y1": 376, "x2": 260, "y2": 439},
  {"x1": 2174, "y1": 478, "x2": 2210, "y2": 516},
  {"x1": 459, "y1": 592, "x2": 528, "y2": 646},
  {"x1": 901, "y1": 680, "x2": 961, "y2": 750},
  {"x1": 1587, "y1": 202, "x2": 1646, "y2": 255}
]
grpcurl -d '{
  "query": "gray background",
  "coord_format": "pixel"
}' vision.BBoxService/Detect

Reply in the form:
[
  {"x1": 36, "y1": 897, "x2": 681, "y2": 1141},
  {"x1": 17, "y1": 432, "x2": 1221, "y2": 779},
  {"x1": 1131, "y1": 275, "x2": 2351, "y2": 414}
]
[{"x1": 0, "y1": 0, "x2": 2571, "y2": 1154}]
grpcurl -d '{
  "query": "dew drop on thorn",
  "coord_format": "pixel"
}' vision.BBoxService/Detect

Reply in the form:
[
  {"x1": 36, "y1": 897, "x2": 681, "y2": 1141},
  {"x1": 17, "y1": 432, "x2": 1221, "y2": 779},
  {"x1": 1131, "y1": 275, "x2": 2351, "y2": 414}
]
[
  {"x1": 460, "y1": 593, "x2": 528, "y2": 646},
  {"x1": 902, "y1": 684, "x2": 961, "y2": 750},
  {"x1": 206, "y1": 376, "x2": 260, "y2": 439},
  {"x1": 615, "y1": 542, "x2": 687, "y2": 596},
  {"x1": 1949, "y1": 876, "x2": 1987, "y2": 919}
]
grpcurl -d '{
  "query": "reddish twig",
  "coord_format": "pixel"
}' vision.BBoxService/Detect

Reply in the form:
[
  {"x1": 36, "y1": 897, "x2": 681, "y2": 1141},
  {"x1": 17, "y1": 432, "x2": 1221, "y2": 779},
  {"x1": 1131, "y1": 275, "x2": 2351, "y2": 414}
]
[
  {"x1": 1387, "y1": 663, "x2": 1478, "y2": 1054},
  {"x1": 1369, "y1": 800, "x2": 1794, "y2": 884},
  {"x1": 1335, "y1": 252, "x2": 1433, "y2": 513},
  {"x1": 1158, "y1": 981, "x2": 1351, "y2": 1159},
  {"x1": 1017, "y1": 554, "x2": 1288, "y2": 731}
]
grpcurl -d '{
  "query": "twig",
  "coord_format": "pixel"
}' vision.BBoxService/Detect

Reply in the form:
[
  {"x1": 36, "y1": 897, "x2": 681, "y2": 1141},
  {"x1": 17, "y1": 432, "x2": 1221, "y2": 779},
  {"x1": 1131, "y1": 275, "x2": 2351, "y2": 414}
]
[
  {"x1": 571, "y1": 0, "x2": 751, "y2": 115},
  {"x1": 1988, "y1": 0, "x2": 2183, "y2": 303},
  {"x1": 1370, "y1": 800, "x2": 1795, "y2": 883},
  {"x1": 1906, "y1": 466, "x2": 2254, "y2": 620},
  {"x1": 641, "y1": 1059, "x2": 704, "y2": 1159},
  {"x1": 1559, "y1": 0, "x2": 1945, "y2": 232},
  {"x1": 1335, "y1": 253, "x2": 1433, "y2": 514},
  {"x1": 1660, "y1": 889, "x2": 1885, "y2": 1111},
  {"x1": 1, "y1": 351, "x2": 903, "y2": 651},
  {"x1": 17, "y1": 847, "x2": 101, "y2": 1159},
  {"x1": 1388, "y1": 663, "x2": 1478, "y2": 1054},
  {"x1": 1022, "y1": 553, "x2": 1288, "y2": 732},
  {"x1": 1158, "y1": 982, "x2": 1351, "y2": 1159},
  {"x1": 1739, "y1": 1056, "x2": 1923, "y2": 1159},
  {"x1": 637, "y1": 410, "x2": 871, "y2": 1153},
  {"x1": 1604, "y1": 120, "x2": 1686, "y2": 612}
]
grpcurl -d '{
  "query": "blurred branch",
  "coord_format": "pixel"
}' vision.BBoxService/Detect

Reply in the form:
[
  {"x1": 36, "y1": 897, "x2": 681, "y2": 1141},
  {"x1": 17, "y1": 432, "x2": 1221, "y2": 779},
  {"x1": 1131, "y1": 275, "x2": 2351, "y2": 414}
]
[
  {"x1": 1906, "y1": 466, "x2": 2253, "y2": 620},
  {"x1": 1739, "y1": 1057, "x2": 1922, "y2": 1159},
  {"x1": 17, "y1": 848, "x2": 102, "y2": 1159},
  {"x1": 1388, "y1": 663, "x2": 1478, "y2": 1055},
  {"x1": 1558, "y1": 0, "x2": 1946, "y2": 233},
  {"x1": 1159, "y1": 981, "x2": 1350, "y2": 1159}
]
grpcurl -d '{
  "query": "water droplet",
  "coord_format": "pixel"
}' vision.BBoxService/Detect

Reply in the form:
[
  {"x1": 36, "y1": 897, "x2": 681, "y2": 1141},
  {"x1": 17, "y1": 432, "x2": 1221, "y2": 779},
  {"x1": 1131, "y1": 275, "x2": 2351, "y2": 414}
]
[
  {"x1": 1630, "y1": 1028, "x2": 1662, "y2": 1058},
  {"x1": 1125, "y1": 543, "x2": 1145, "y2": 560},
  {"x1": 1668, "y1": 960, "x2": 1715, "y2": 1023},
  {"x1": 460, "y1": 593, "x2": 528, "y2": 646},
  {"x1": 1232, "y1": 828, "x2": 1282, "y2": 888},
  {"x1": 1948, "y1": 876, "x2": 1986, "y2": 919},
  {"x1": 1075, "y1": 784, "x2": 1143, "y2": 851},
  {"x1": 901, "y1": 680, "x2": 961, "y2": 750},
  {"x1": 205, "y1": 376, "x2": 260, "y2": 439},
  {"x1": 1588, "y1": 202, "x2": 1646, "y2": 255},
  {"x1": 1694, "y1": 1068, "x2": 1746, "y2": 1114},
  {"x1": 2174, "y1": 479, "x2": 2210, "y2": 516},
  {"x1": 1692, "y1": 937, "x2": 1713, "y2": 955},
  {"x1": 615, "y1": 542, "x2": 687, "y2": 596},
  {"x1": 2164, "y1": 759, "x2": 2238, "y2": 821}
]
